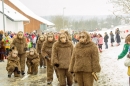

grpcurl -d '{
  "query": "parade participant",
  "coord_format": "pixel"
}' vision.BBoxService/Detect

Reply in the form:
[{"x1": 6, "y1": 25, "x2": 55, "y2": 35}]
[
  {"x1": 92, "y1": 33, "x2": 98, "y2": 45},
  {"x1": 41, "y1": 32, "x2": 58, "y2": 85},
  {"x1": 26, "y1": 48, "x2": 40, "y2": 75},
  {"x1": 0, "y1": 41, "x2": 6, "y2": 62},
  {"x1": 36, "y1": 35, "x2": 46, "y2": 68},
  {"x1": 52, "y1": 33, "x2": 73, "y2": 86},
  {"x1": 69, "y1": 31, "x2": 101, "y2": 86},
  {"x1": 11, "y1": 31, "x2": 27, "y2": 75},
  {"x1": 64, "y1": 31, "x2": 72, "y2": 41},
  {"x1": 6, "y1": 49, "x2": 21, "y2": 78}
]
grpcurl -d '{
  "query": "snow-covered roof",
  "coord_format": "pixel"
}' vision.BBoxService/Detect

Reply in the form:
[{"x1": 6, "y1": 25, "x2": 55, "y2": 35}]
[
  {"x1": 9, "y1": 0, "x2": 55, "y2": 26},
  {"x1": 0, "y1": 1, "x2": 29, "y2": 22}
]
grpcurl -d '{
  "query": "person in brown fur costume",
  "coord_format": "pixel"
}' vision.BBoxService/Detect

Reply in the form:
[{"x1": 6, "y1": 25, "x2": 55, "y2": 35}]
[
  {"x1": 64, "y1": 31, "x2": 72, "y2": 41},
  {"x1": 41, "y1": 32, "x2": 58, "y2": 85},
  {"x1": 51, "y1": 33, "x2": 73, "y2": 86},
  {"x1": 6, "y1": 49, "x2": 21, "y2": 78},
  {"x1": 0, "y1": 41, "x2": 6, "y2": 62},
  {"x1": 26, "y1": 48, "x2": 40, "y2": 75},
  {"x1": 69, "y1": 31, "x2": 101, "y2": 86},
  {"x1": 36, "y1": 35, "x2": 46, "y2": 68},
  {"x1": 11, "y1": 31, "x2": 27, "y2": 75}
]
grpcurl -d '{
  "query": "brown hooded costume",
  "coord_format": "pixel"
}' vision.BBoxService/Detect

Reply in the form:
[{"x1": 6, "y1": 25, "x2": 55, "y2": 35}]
[
  {"x1": 36, "y1": 35, "x2": 46, "y2": 68},
  {"x1": 26, "y1": 48, "x2": 40, "y2": 75},
  {"x1": 69, "y1": 31, "x2": 101, "y2": 86},
  {"x1": 0, "y1": 41, "x2": 6, "y2": 62},
  {"x1": 11, "y1": 31, "x2": 27, "y2": 75},
  {"x1": 51, "y1": 33, "x2": 73, "y2": 86},
  {"x1": 41, "y1": 33, "x2": 58, "y2": 84},
  {"x1": 6, "y1": 51, "x2": 21, "y2": 77}
]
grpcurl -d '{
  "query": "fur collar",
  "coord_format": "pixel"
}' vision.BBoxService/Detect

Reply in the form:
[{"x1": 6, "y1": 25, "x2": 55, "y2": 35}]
[
  {"x1": 37, "y1": 40, "x2": 44, "y2": 44},
  {"x1": 27, "y1": 53, "x2": 38, "y2": 59},
  {"x1": 55, "y1": 41, "x2": 72, "y2": 48},
  {"x1": 15, "y1": 37, "x2": 26, "y2": 44},
  {"x1": 7, "y1": 55, "x2": 19, "y2": 61},
  {"x1": 75, "y1": 41, "x2": 95, "y2": 48},
  {"x1": 44, "y1": 40, "x2": 55, "y2": 48}
]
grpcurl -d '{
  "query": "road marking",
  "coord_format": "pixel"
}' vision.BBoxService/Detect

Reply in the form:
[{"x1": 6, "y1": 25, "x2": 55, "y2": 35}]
[{"x1": 21, "y1": 74, "x2": 30, "y2": 80}]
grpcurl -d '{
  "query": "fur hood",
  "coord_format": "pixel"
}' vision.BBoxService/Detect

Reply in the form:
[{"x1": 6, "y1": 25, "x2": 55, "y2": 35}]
[
  {"x1": 43, "y1": 40, "x2": 55, "y2": 48},
  {"x1": 14, "y1": 37, "x2": 26, "y2": 44},
  {"x1": 26, "y1": 52, "x2": 39, "y2": 60},
  {"x1": 54, "y1": 41, "x2": 72, "y2": 48}
]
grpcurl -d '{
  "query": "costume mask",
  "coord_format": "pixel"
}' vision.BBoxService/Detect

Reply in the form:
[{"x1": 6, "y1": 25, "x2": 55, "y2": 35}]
[
  {"x1": 30, "y1": 49, "x2": 35, "y2": 55},
  {"x1": 79, "y1": 33, "x2": 87, "y2": 44},
  {"x1": 40, "y1": 35, "x2": 44, "y2": 41},
  {"x1": 12, "y1": 50, "x2": 18, "y2": 57},
  {"x1": 60, "y1": 34, "x2": 67, "y2": 43}
]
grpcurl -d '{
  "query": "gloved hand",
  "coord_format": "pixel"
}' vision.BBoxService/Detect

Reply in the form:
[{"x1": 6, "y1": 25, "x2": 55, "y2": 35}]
[
  {"x1": 24, "y1": 48, "x2": 28, "y2": 51},
  {"x1": 54, "y1": 64, "x2": 59, "y2": 67}
]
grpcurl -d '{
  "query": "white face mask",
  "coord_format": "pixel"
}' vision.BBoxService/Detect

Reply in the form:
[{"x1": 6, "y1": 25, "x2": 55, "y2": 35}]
[
  {"x1": 12, "y1": 51, "x2": 18, "y2": 57},
  {"x1": 30, "y1": 49, "x2": 35, "y2": 55},
  {"x1": 40, "y1": 36, "x2": 44, "y2": 41}
]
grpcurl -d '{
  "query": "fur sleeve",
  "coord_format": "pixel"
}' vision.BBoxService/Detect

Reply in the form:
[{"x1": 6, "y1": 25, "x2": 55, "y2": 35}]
[
  {"x1": 10, "y1": 38, "x2": 16, "y2": 48},
  {"x1": 36, "y1": 42, "x2": 39, "y2": 53},
  {"x1": 51, "y1": 42, "x2": 59, "y2": 65},
  {"x1": 91, "y1": 45, "x2": 101, "y2": 72},
  {"x1": 68, "y1": 49, "x2": 75, "y2": 72},
  {"x1": 41, "y1": 42, "x2": 48, "y2": 57},
  {"x1": 32, "y1": 54, "x2": 40, "y2": 63}
]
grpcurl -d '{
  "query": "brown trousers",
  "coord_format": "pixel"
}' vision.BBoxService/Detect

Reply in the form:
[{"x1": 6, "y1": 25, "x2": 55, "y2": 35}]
[
  {"x1": 75, "y1": 72, "x2": 94, "y2": 86},
  {"x1": 39, "y1": 54, "x2": 46, "y2": 67},
  {"x1": 57, "y1": 69, "x2": 72, "y2": 86},
  {"x1": 7, "y1": 66, "x2": 20, "y2": 77},
  {"x1": 18, "y1": 54, "x2": 26, "y2": 72},
  {"x1": 46, "y1": 60, "x2": 59, "y2": 82}
]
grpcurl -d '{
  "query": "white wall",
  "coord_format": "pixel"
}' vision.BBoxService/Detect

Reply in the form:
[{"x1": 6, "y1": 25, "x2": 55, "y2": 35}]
[
  {"x1": 0, "y1": 13, "x2": 4, "y2": 30},
  {"x1": 0, "y1": 13, "x2": 24, "y2": 33}
]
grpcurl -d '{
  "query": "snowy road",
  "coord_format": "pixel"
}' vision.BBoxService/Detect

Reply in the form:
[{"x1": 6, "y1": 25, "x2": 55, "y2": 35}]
[{"x1": 0, "y1": 40, "x2": 129, "y2": 86}]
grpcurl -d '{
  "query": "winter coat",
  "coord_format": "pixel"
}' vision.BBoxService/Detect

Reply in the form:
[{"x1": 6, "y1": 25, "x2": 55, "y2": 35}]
[
  {"x1": 6, "y1": 55, "x2": 21, "y2": 71},
  {"x1": 51, "y1": 35, "x2": 73, "y2": 69},
  {"x1": 26, "y1": 53, "x2": 40, "y2": 65},
  {"x1": 11, "y1": 37, "x2": 27, "y2": 54},
  {"x1": 98, "y1": 37, "x2": 103, "y2": 44},
  {"x1": 36, "y1": 39, "x2": 45, "y2": 53},
  {"x1": 115, "y1": 30, "x2": 121, "y2": 43},
  {"x1": 69, "y1": 42, "x2": 101, "y2": 73},
  {"x1": 118, "y1": 44, "x2": 130, "y2": 59},
  {"x1": 104, "y1": 35, "x2": 109, "y2": 42}
]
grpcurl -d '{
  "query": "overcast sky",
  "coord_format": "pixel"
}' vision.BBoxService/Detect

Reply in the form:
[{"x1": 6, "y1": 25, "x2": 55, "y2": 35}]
[{"x1": 19, "y1": 0, "x2": 114, "y2": 16}]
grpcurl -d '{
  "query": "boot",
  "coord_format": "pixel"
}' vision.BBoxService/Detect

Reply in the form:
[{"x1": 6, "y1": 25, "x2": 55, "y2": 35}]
[
  {"x1": 21, "y1": 71, "x2": 25, "y2": 75},
  {"x1": 8, "y1": 75, "x2": 11, "y2": 78}
]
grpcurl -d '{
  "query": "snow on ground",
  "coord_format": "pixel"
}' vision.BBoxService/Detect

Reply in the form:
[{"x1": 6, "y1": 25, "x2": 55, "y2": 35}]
[{"x1": 93, "y1": 39, "x2": 129, "y2": 86}]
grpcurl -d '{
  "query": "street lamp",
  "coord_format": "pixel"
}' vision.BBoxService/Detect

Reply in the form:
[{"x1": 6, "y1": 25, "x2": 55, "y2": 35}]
[{"x1": 63, "y1": 7, "x2": 66, "y2": 29}]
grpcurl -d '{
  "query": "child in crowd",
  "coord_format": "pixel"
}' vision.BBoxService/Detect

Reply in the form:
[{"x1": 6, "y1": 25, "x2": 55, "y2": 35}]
[{"x1": 98, "y1": 34, "x2": 103, "y2": 52}]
